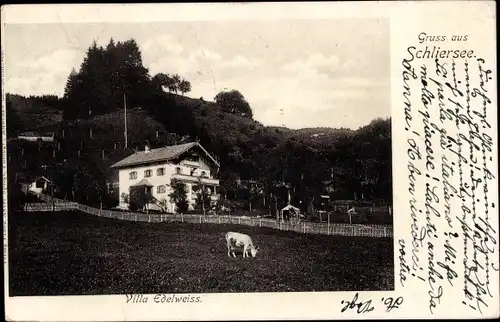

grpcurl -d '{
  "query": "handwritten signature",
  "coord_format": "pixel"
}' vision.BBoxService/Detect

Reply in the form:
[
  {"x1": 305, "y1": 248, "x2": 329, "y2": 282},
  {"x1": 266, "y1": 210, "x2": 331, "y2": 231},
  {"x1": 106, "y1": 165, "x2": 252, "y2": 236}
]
[{"x1": 340, "y1": 293, "x2": 404, "y2": 314}]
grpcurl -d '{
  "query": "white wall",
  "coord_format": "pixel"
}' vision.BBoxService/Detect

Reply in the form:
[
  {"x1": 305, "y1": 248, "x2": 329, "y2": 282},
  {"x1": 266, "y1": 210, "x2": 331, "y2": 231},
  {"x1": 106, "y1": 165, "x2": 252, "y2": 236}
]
[
  {"x1": 118, "y1": 159, "x2": 219, "y2": 213},
  {"x1": 29, "y1": 181, "x2": 47, "y2": 194},
  {"x1": 18, "y1": 136, "x2": 54, "y2": 142}
]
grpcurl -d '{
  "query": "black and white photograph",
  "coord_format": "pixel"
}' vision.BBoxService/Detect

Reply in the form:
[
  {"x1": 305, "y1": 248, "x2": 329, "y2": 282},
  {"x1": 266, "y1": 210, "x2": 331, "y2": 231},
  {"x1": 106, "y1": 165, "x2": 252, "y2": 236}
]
[{"x1": 4, "y1": 18, "x2": 393, "y2": 297}]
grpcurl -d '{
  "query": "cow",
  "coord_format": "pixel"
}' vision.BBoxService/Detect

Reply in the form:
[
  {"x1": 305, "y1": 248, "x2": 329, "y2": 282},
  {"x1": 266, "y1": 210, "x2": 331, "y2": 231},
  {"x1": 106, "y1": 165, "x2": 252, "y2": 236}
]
[{"x1": 225, "y1": 232, "x2": 259, "y2": 258}]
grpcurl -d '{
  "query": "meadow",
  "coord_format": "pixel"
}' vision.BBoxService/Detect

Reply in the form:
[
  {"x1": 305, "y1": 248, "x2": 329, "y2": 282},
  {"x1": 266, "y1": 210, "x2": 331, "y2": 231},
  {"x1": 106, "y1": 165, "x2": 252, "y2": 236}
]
[{"x1": 8, "y1": 210, "x2": 394, "y2": 296}]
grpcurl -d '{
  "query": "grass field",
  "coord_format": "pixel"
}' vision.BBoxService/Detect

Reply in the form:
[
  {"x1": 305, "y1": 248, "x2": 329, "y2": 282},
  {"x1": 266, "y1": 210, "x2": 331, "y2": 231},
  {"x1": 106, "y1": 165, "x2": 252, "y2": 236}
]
[{"x1": 8, "y1": 210, "x2": 394, "y2": 296}]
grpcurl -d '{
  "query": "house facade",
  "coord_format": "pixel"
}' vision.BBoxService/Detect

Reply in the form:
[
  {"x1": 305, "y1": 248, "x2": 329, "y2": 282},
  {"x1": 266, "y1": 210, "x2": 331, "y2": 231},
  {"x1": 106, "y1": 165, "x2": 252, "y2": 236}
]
[
  {"x1": 18, "y1": 131, "x2": 55, "y2": 142},
  {"x1": 111, "y1": 142, "x2": 220, "y2": 213},
  {"x1": 19, "y1": 176, "x2": 50, "y2": 194}
]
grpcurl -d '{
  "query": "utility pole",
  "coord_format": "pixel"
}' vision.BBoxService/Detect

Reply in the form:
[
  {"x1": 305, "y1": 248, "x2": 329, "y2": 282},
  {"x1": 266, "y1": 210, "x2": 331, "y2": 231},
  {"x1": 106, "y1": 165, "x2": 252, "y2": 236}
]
[
  {"x1": 42, "y1": 164, "x2": 55, "y2": 211},
  {"x1": 124, "y1": 93, "x2": 128, "y2": 149}
]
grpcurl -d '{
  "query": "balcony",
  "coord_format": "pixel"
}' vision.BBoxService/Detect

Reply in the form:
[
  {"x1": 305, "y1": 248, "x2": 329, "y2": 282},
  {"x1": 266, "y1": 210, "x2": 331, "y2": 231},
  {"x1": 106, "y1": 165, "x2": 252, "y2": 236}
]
[
  {"x1": 182, "y1": 160, "x2": 201, "y2": 167},
  {"x1": 172, "y1": 173, "x2": 219, "y2": 186}
]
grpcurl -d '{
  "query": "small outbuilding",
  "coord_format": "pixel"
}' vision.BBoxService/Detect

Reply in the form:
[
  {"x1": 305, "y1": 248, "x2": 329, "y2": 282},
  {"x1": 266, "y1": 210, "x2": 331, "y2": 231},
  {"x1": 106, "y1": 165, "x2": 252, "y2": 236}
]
[
  {"x1": 280, "y1": 204, "x2": 302, "y2": 222},
  {"x1": 19, "y1": 176, "x2": 51, "y2": 194}
]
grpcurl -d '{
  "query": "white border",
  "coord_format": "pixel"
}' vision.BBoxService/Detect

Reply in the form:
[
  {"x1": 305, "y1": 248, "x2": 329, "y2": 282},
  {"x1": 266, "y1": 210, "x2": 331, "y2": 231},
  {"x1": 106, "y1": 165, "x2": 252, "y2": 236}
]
[{"x1": 2, "y1": 1, "x2": 498, "y2": 321}]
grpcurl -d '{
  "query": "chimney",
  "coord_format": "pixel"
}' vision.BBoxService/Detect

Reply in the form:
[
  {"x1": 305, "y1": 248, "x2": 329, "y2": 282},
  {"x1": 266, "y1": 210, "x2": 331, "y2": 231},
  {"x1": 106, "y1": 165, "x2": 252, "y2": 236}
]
[{"x1": 145, "y1": 145, "x2": 150, "y2": 153}]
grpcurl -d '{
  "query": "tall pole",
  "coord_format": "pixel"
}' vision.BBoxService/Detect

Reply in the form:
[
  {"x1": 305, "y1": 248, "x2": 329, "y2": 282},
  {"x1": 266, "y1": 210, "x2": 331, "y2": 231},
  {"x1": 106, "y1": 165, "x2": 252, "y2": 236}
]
[
  {"x1": 124, "y1": 93, "x2": 128, "y2": 149},
  {"x1": 328, "y1": 212, "x2": 330, "y2": 235}
]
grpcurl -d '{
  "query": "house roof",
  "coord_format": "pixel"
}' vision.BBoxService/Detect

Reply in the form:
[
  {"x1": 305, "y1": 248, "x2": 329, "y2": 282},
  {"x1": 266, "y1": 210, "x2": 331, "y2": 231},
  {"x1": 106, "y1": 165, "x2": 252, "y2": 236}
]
[
  {"x1": 111, "y1": 142, "x2": 220, "y2": 169},
  {"x1": 281, "y1": 205, "x2": 300, "y2": 212},
  {"x1": 131, "y1": 179, "x2": 154, "y2": 187},
  {"x1": 19, "y1": 131, "x2": 54, "y2": 137},
  {"x1": 18, "y1": 174, "x2": 50, "y2": 184}
]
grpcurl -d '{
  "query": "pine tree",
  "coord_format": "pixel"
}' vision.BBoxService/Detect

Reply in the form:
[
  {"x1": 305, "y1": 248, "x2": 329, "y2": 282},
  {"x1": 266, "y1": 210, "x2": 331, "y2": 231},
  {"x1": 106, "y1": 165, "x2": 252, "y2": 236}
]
[
  {"x1": 64, "y1": 38, "x2": 152, "y2": 119},
  {"x1": 63, "y1": 68, "x2": 78, "y2": 99}
]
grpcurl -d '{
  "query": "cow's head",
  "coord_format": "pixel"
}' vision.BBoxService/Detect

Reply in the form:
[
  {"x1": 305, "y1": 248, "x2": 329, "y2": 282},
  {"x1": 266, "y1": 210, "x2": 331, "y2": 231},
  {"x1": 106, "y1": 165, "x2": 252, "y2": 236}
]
[{"x1": 249, "y1": 246, "x2": 260, "y2": 258}]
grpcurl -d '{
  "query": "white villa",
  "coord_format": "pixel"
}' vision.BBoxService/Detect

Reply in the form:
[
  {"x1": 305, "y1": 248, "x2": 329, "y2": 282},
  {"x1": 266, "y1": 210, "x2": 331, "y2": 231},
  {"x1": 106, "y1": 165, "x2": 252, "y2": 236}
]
[{"x1": 111, "y1": 142, "x2": 220, "y2": 213}]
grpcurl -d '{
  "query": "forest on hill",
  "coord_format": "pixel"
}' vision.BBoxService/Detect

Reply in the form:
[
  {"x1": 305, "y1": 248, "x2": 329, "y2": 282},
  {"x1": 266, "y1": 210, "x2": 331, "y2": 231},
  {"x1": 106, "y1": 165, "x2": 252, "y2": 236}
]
[{"x1": 6, "y1": 37, "x2": 392, "y2": 215}]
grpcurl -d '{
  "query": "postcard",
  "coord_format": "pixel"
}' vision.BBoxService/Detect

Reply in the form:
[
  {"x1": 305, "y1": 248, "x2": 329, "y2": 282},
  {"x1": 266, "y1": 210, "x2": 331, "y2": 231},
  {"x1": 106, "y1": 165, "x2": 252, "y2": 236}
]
[{"x1": 1, "y1": 1, "x2": 498, "y2": 321}]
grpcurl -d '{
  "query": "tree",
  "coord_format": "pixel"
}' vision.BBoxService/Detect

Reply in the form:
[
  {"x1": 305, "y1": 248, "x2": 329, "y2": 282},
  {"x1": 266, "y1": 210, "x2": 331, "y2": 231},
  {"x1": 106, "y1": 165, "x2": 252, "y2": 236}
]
[
  {"x1": 247, "y1": 181, "x2": 262, "y2": 211},
  {"x1": 129, "y1": 185, "x2": 153, "y2": 211},
  {"x1": 218, "y1": 170, "x2": 239, "y2": 199},
  {"x1": 179, "y1": 79, "x2": 192, "y2": 95},
  {"x1": 5, "y1": 100, "x2": 24, "y2": 138},
  {"x1": 63, "y1": 68, "x2": 78, "y2": 99},
  {"x1": 169, "y1": 74, "x2": 181, "y2": 93},
  {"x1": 64, "y1": 38, "x2": 152, "y2": 119},
  {"x1": 152, "y1": 73, "x2": 173, "y2": 92},
  {"x1": 192, "y1": 179, "x2": 212, "y2": 216},
  {"x1": 169, "y1": 179, "x2": 189, "y2": 213},
  {"x1": 121, "y1": 193, "x2": 129, "y2": 205},
  {"x1": 214, "y1": 90, "x2": 253, "y2": 119},
  {"x1": 70, "y1": 161, "x2": 108, "y2": 205}
]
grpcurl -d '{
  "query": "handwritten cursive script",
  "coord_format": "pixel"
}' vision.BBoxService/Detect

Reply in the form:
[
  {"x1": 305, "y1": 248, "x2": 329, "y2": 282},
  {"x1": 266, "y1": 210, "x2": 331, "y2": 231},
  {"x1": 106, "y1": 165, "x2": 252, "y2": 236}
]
[{"x1": 399, "y1": 33, "x2": 497, "y2": 316}]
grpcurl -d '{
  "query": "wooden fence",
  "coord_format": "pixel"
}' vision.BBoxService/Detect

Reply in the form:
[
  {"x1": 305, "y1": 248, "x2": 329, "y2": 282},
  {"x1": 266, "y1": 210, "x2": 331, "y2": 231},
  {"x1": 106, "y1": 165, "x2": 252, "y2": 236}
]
[
  {"x1": 23, "y1": 193, "x2": 393, "y2": 238},
  {"x1": 24, "y1": 202, "x2": 79, "y2": 212},
  {"x1": 330, "y1": 204, "x2": 392, "y2": 215}
]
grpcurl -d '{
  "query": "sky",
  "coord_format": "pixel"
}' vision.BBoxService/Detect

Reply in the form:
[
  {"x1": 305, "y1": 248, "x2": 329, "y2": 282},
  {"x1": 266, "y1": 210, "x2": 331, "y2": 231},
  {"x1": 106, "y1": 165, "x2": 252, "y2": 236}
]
[{"x1": 4, "y1": 19, "x2": 390, "y2": 129}]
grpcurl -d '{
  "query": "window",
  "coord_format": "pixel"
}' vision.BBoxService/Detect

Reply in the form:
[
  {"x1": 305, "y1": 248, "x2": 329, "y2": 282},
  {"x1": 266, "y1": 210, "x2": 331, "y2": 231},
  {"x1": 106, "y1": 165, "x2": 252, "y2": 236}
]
[
  {"x1": 157, "y1": 185, "x2": 166, "y2": 194},
  {"x1": 201, "y1": 171, "x2": 207, "y2": 178},
  {"x1": 129, "y1": 171, "x2": 137, "y2": 180},
  {"x1": 144, "y1": 169, "x2": 152, "y2": 178},
  {"x1": 35, "y1": 180, "x2": 45, "y2": 188},
  {"x1": 176, "y1": 167, "x2": 182, "y2": 174},
  {"x1": 157, "y1": 168, "x2": 165, "y2": 176}
]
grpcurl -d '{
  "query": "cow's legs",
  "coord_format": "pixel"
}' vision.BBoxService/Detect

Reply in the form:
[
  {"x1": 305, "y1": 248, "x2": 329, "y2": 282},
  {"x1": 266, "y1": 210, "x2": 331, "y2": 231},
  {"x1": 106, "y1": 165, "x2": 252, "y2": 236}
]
[{"x1": 243, "y1": 245, "x2": 247, "y2": 258}]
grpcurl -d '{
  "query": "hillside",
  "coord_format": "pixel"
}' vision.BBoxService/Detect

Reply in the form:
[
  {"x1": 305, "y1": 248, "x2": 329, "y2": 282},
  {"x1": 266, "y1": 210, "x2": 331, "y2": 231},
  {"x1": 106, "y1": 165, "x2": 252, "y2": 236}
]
[
  {"x1": 7, "y1": 90, "x2": 391, "y2": 213},
  {"x1": 6, "y1": 94, "x2": 64, "y2": 137},
  {"x1": 5, "y1": 38, "x2": 391, "y2": 212}
]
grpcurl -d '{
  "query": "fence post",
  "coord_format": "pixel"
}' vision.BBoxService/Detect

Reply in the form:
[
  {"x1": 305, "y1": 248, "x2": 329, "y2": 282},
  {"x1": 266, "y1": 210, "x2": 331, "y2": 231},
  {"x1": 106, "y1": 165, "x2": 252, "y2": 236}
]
[
  {"x1": 238, "y1": 217, "x2": 241, "y2": 225},
  {"x1": 181, "y1": 213, "x2": 184, "y2": 223},
  {"x1": 148, "y1": 214, "x2": 151, "y2": 223},
  {"x1": 218, "y1": 216, "x2": 220, "y2": 224},
  {"x1": 200, "y1": 215, "x2": 202, "y2": 223},
  {"x1": 260, "y1": 218, "x2": 262, "y2": 227},
  {"x1": 383, "y1": 227, "x2": 387, "y2": 237}
]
